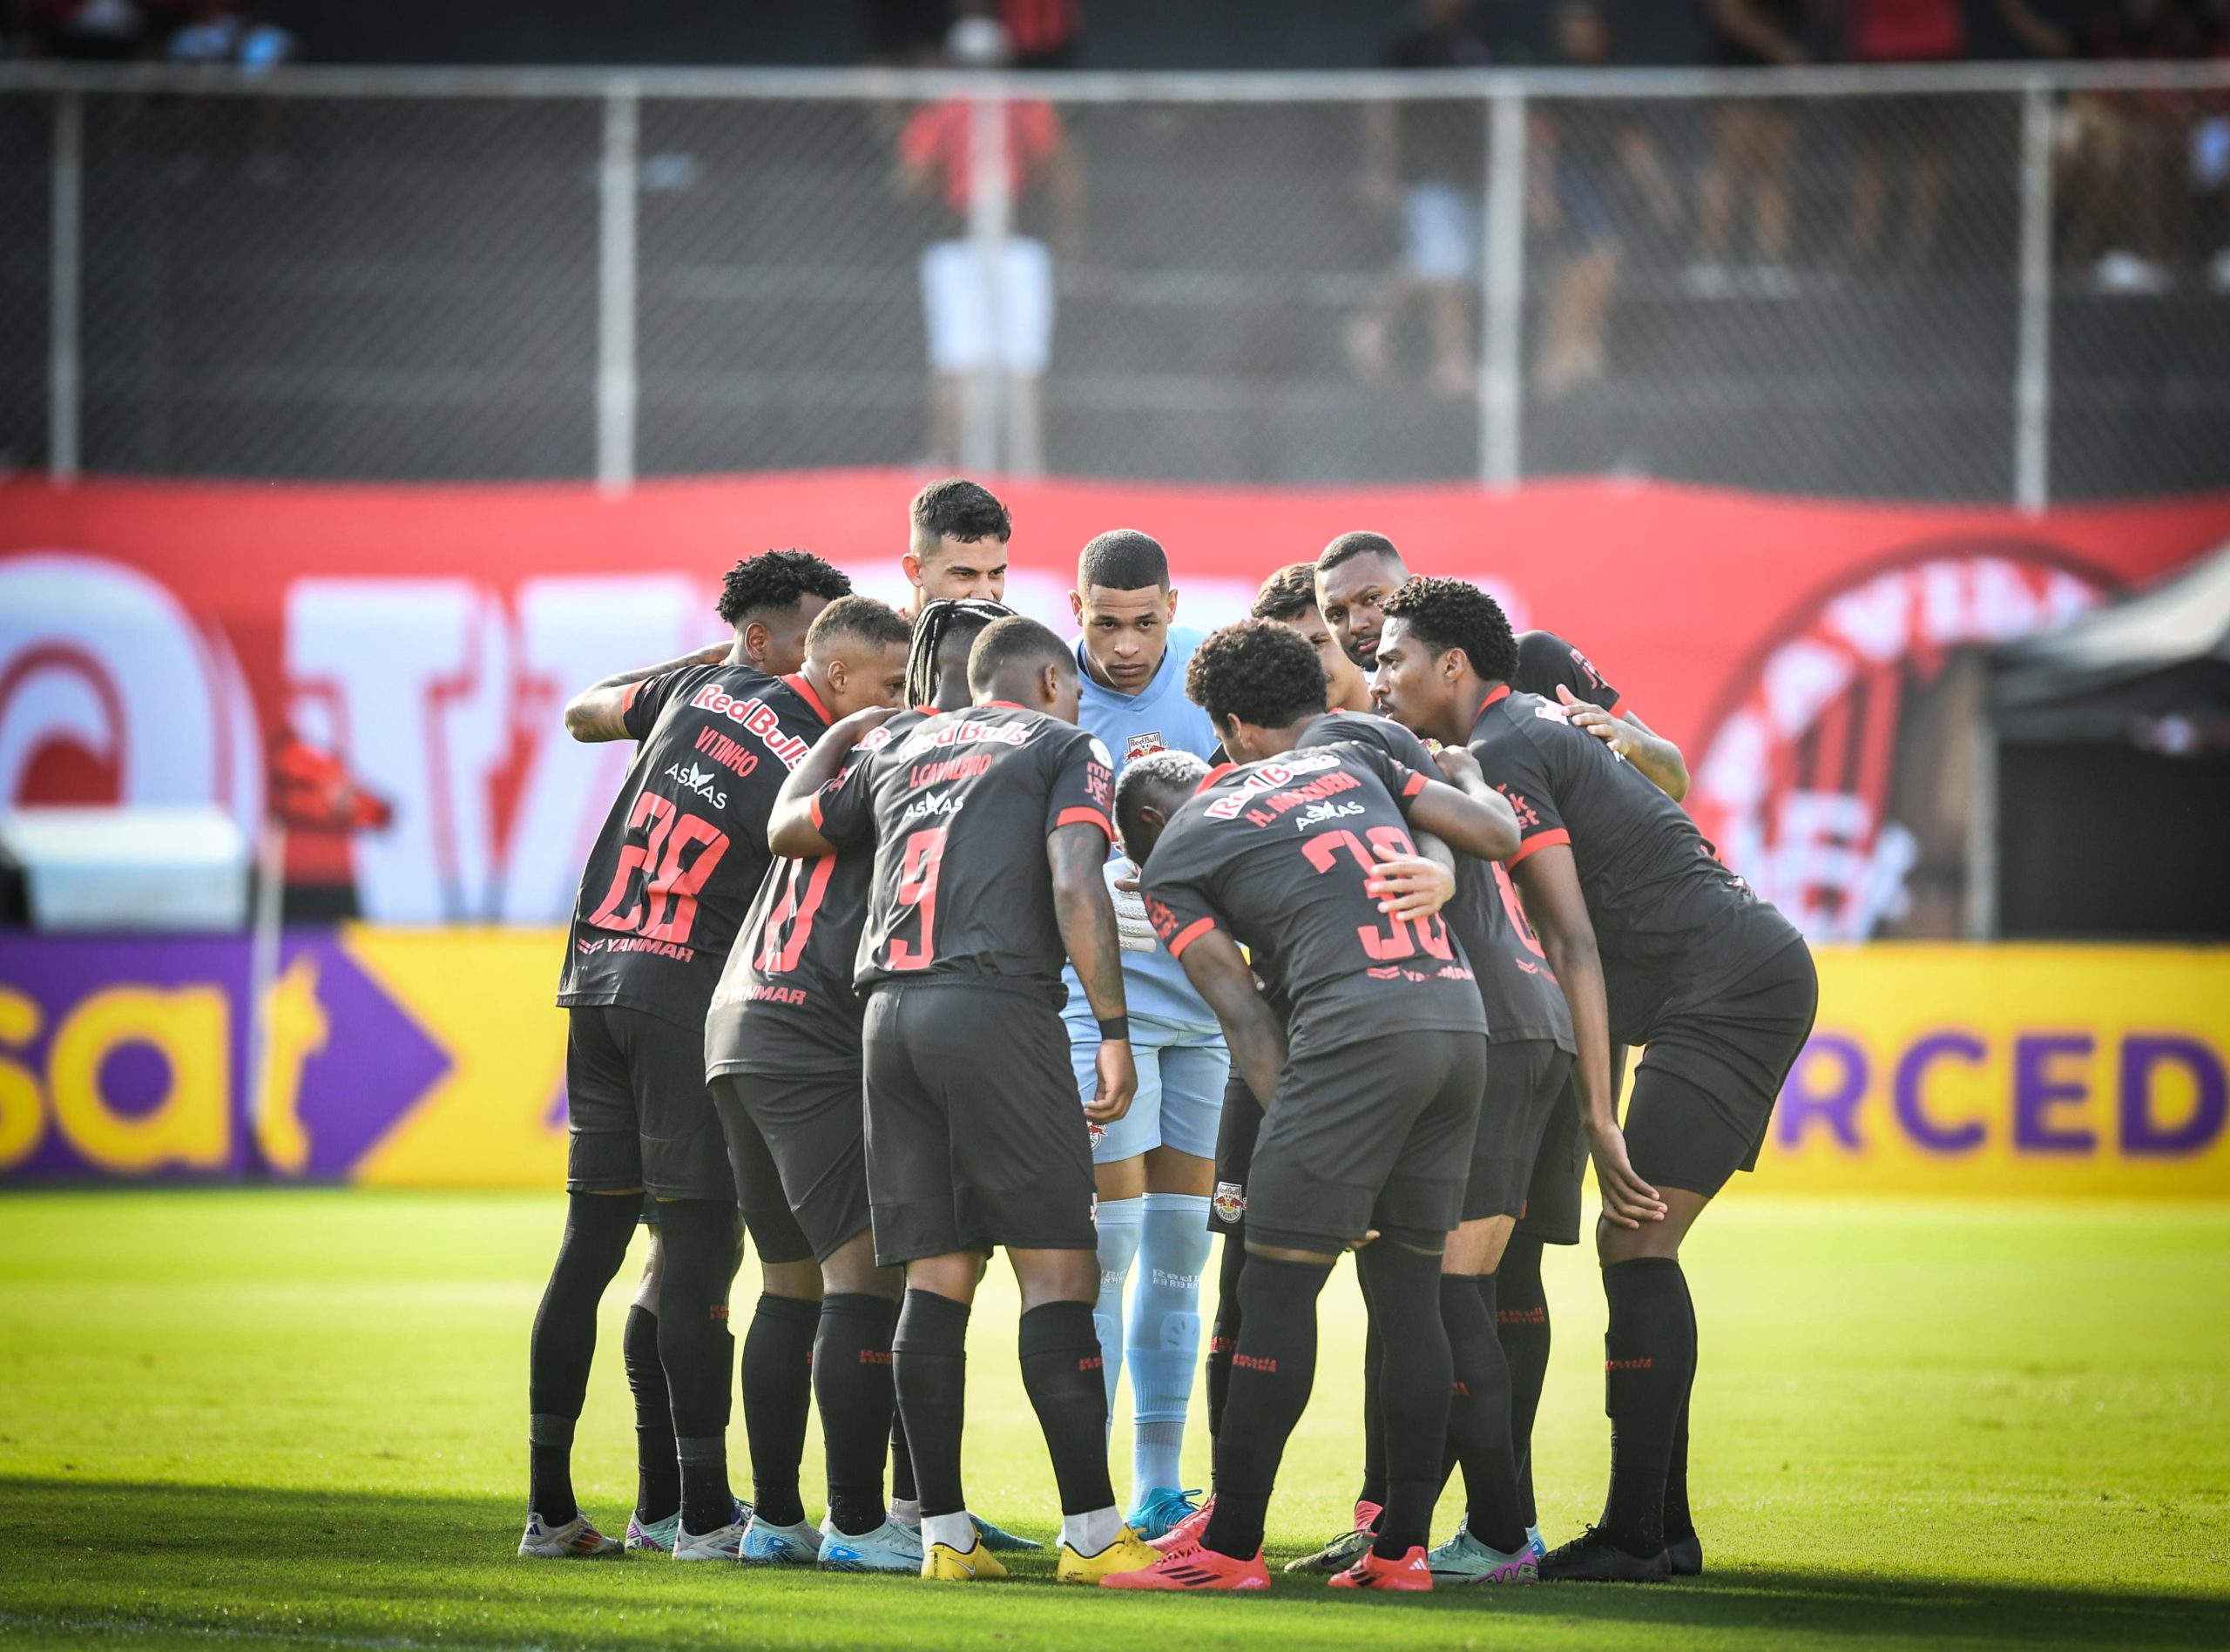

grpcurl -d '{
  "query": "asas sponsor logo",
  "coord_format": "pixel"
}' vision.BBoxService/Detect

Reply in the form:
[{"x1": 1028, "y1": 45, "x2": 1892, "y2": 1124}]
[
  {"x1": 1294, "y1": 799, "x2": 1367, "y2": 833},
  {"x1": 663, "y1": 761, "x2": 729, "y2": 809},
  {"x1": 900, "y1": 791, "x2": 964, "y2": 826}
]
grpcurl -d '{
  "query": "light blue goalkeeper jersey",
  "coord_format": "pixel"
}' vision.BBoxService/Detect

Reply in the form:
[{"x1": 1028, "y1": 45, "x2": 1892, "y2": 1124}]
[{"x1": 1061, "y1": 624, "x2": 1224, "y2": 1030}]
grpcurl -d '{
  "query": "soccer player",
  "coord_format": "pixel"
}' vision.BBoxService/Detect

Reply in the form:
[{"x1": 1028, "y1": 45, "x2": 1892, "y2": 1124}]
[
  {"x1": 523, "y1": 548, "x2": 853, "y2": 1562},
  {"x1": 766, "y1": 616, "x2": 1161, "y2": 1585},
  {"x1": 903, "y1": 478, "x2": 1011, "y2": 617},
  {"x1": 1315, "y1": 526, "x2": 1689, "y2": 1551},
  {"x1": 1250, "y1": 562, "x2": 1374, "y2": 714},
  {"x1": 705, "y1": 597, "x2": 1017, "y2": 1574},
  {"x1": 1062, "y1": 529, "x2": 1227, "y2": 1541},
  {"x1": 1105, "y1": 620, "x2": 1519, "y2": 1594},
  {"x1": 1314, "y1": 529, "x2": 1690, "y2": 799},
  {"x1": 1375, "y1": 577, "x2": 1819, "y2": 1581},
  {"x1": 669, "y1": 596, "x2": 914, "y2": 1568}
]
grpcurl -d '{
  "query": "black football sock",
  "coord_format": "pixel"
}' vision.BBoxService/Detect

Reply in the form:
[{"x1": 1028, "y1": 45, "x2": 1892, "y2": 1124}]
[
  {"x1": 889, "y1": 1412, "x2": 918, "y2": 1506},
  {"x1": 623, "y1": 1304, "x2": 680, "y2": 1524},
  {"x1": 1599, "y1": 1257, "x2": 1695, "y2": 1558},
  {"x1": 526, "y1": 1190, "x2": 638, "y2": 1525},
  {"x1": 1357, "y1": 1242, "x2": 1453, "y2": 1560},
  {"x1": 815, "y1": 1293, "x2": 901, "y2": 1536},
  {"x1": 1017, "y1": 1300, "x2": 1118, "y2": 1517},
  {"x1": 741, "y1": 1291, "x2": 819, "y2": 1527},
  {"x1": 656, "y1": 1198, "x2": 741, "y2": 1533},
  {"x1": 1205, "y1": 1230, "x2": 1246, "y2": 1456},
  {"x1": 893, "y1": 1288, "x2": 971, "y2": 1520},
  {"x1": 1495, "y1": 1233, "x2": 1551, "y2": 1529},
  {"x1": 1358, "y1": 1269, "x2": 1388, "y2": 1514},
  {"x1": 1664, "y1": 1269, "x2": 1698, "y2": 1546},
  {"x1": 1202, "y1": 1255, "x2": 1333, "y2": 1561},
  {"x1": 1443, "y1": 1272, "x2": 1525, "y2": 1554}
]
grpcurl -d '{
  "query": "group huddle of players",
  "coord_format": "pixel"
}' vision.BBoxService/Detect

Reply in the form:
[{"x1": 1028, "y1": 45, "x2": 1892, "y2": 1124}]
[{"x1": 517, "y1": 478, "x2": 1820, "y2": 1594}]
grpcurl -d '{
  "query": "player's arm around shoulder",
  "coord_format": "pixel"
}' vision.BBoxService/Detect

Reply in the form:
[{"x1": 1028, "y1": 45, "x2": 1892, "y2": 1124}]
[
  {"x1": 767, "y1": 705, "x2": 900, "y2": 859},
  {"x1": 562, "y1": 643, "x2": 732, "y2": 742},
  {"x1": 1553, "y1": 685, "x2": 1690, "y2": 802},
  {"x1": 1050, "y1": 820, "x2": 1138, "y2": 1123},
  {"x1": 1407, "y1": 745, "x2": 1522, "y2": 862}
]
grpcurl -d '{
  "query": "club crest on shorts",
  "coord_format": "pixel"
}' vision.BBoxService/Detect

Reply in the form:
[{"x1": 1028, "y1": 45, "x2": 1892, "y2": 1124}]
[
  {"x1": 1087, "y1": 1122, "x2": 1107, "y2": 1148},
  {"x1": 1125, "y1": 730, "x2": 1166, "y2": 761},
  {"x1": 1212, "y1": 1181, "x2": 1247, "y2": 1224}
]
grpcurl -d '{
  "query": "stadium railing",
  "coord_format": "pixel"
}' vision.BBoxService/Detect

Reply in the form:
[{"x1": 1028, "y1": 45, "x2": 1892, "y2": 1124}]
[{"x1": 1, "y1": 61, "x2": 2226, "y2": 503}]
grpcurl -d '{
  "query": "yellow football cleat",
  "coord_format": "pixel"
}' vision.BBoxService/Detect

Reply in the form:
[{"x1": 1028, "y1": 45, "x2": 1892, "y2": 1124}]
[
  {"x1": 1056, "y1": 1525, "x2": 1161, "y2": 1584},
  {"x1": 921, "y1": 1541, "x2": 1009, "y2": 1581}
]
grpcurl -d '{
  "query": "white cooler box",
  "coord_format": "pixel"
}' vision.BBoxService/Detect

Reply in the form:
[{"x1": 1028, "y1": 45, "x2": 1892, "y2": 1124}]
[{"x1": 0, "y1": 806, "x2": 252, "y2": 932}]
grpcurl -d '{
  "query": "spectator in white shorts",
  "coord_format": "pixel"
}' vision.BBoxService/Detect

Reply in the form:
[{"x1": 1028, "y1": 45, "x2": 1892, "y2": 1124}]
[{"x1": 897, "y1": 14, "x2": 1082, "y2": 475}]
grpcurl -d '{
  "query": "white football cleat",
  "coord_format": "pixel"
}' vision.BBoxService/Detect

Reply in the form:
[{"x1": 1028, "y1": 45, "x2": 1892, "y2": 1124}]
[
  {"x1": 518, "y1": 1512, "x2": 620, "y2": 1558},
  {"x1": 740, "y1": 1514, "x2": 823, "y2": 1566},
  {"x1": 817, "y1": 1517, "x2": 925, "y2": 1574},
  {"x1": 672, "y1": 1517, "x2": 748, "y2": 1561}
]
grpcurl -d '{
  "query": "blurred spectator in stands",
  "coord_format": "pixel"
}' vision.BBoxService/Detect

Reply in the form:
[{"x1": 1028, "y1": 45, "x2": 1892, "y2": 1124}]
[
  {"x1": 1841, "y1": 0, "x2": 1969, "y2": 273},
  {"x1": 9, "y1": 0, "x2": 162, "y2": 58},
  {"x1": 1690, "y1": 0, "x2": 1815, "y2": 296},
  {"x1": 167, "y1": 0, "x2": 295, "y2": 73},
  {"x1": 2053, "y1": 0, "x2": 2229, "y2": 292},
  {"x1": 1002, "y1": 0, "x2": 1082, "y2": 69},
  {"x1": 896, "y1": 11, "x2": 1083, "y2": 475},
  {"x1": 1346, "y1": 0, "x2": 1493, "y2": 399},
  {"x1": 1531, "y1": 2, "x2": 1681, "y2": 398},
  {"x1": 864, "y1": 0, "x2": 952, "y2": 66}
]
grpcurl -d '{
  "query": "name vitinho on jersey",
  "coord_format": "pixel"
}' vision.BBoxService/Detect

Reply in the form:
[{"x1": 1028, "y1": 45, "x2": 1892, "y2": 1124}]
[
  {"x1": 663, "y1": 761, "x2": 729, "y2": 809},
  {"x1": 686, "y1": 684, "x2": 812, "y2": 768},
  {"x1": 1202, "y1": 750, "x2": 1345, "y2": 821}
]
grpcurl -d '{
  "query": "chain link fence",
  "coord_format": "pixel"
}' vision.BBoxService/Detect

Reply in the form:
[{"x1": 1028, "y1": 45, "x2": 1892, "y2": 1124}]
[{"x1": 2, "y1": 64, "x2": 2227, "y2": 501}]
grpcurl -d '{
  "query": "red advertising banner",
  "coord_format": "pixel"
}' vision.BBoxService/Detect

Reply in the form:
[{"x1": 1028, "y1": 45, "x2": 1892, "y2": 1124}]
[{"x1": 3, "y1": 472, "x2": 2227, "y2": 933}]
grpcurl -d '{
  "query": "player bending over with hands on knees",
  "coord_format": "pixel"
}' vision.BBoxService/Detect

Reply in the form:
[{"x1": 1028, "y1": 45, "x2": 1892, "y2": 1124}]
[
  {"x1": 1375, "y1": 577, "x2": 1816, "y2": 1582},
  {"x1": 766, "y1": 616, "x2": 1163, "y2": 1585},
  {"x1": 1099, "y1": 620, "x2": 1519, "y2": 1594}
]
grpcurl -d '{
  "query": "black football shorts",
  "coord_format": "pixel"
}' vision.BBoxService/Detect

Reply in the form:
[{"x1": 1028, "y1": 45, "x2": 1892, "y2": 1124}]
[
  {"x1": 710, "y1": 1064, "x2": 862, "y2": 1265},
  {"x1": 860, "y1": 980, "x2": 1098, "y2": 1266},
  {"x1": 564, "y1": 1004, "x2": 733, "y2": 1204},
  {"x1": 1245, "y1": 1028, "x2": 1488, "y2": 1255},
  {"x1": 1625, "y1": 938, "x2": 1821, "y2": 1197},
  {"x1": 1463, "y1": 1037, "x2": 1574, "y2": 1224}
]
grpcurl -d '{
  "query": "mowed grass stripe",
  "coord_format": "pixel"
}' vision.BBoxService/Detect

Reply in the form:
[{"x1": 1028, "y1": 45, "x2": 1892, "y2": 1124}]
[{"x1": 1, "y1": 1191, "x2": 2226, "y2": 1650}]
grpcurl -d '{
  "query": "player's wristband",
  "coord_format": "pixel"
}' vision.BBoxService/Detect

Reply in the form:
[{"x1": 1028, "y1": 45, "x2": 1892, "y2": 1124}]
[{"x1": 1097, "y1": 1016, "x2": 1130, "y2": 1043}]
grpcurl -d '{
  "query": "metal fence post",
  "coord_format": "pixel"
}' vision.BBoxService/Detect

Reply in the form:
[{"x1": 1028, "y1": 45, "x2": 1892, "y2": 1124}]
[
  {"x1": 1480, "y1": 84, "x2": 1526, "y2": 491},
  {"x1": 49, "y1": 89, "x2": 81, "y2": 485},
  {"x1": 962, "y1": 84, "x2": 1010, "y2": 477},
  {"x1": 2014, "y1": 79, "x2": 2053, "y2": 516},
  {"x1": 597, "y1": 81, "x2": 639, "y2": 496}
]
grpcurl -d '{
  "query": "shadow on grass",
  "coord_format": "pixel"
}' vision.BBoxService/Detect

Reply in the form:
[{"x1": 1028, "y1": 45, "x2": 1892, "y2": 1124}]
[{"x1": 3, "y1": 1479, "x2": 2225, "y2": 1652}]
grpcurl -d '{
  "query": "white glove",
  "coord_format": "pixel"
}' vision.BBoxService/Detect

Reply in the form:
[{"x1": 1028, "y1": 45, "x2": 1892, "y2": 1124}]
[{"x1": 1108, "y1": 857, "x2": 1157, "y2": 954}]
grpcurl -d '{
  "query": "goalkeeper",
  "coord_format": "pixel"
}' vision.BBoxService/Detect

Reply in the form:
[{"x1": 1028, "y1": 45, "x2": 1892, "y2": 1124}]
[{"x1": 1058, "y1": 530, "x2": 1230, "y2": 1541}]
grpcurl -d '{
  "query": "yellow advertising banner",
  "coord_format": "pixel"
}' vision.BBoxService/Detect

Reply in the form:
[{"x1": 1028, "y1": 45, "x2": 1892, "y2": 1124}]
[
  {"x1": 3, "y1": 932, "x2": 2225, "y2": 1197},
  {"x1": 1752, "y1": 945, "x2": 2230, "y2": 1198}
]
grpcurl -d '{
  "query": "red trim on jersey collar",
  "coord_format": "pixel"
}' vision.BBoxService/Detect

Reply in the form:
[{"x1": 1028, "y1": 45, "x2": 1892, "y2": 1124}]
[
  {"x1": 1194, "y1": 761, "x2": 1235, "y2": 795},
  {"x1": 1469, "y1": 684, "x2": 1512, "y2": 737},
  {"x1": 783, "y1": 671, "x2": 833, "y2": 725},
  {"x1": 984, "y1": 699, "x2": 1027, "y2": 711}
]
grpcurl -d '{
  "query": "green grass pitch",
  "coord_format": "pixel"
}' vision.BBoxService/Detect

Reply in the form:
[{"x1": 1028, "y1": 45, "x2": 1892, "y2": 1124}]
[{"x1": 2, "y1": 1191, "x2": 2227, "y2": 1651}]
